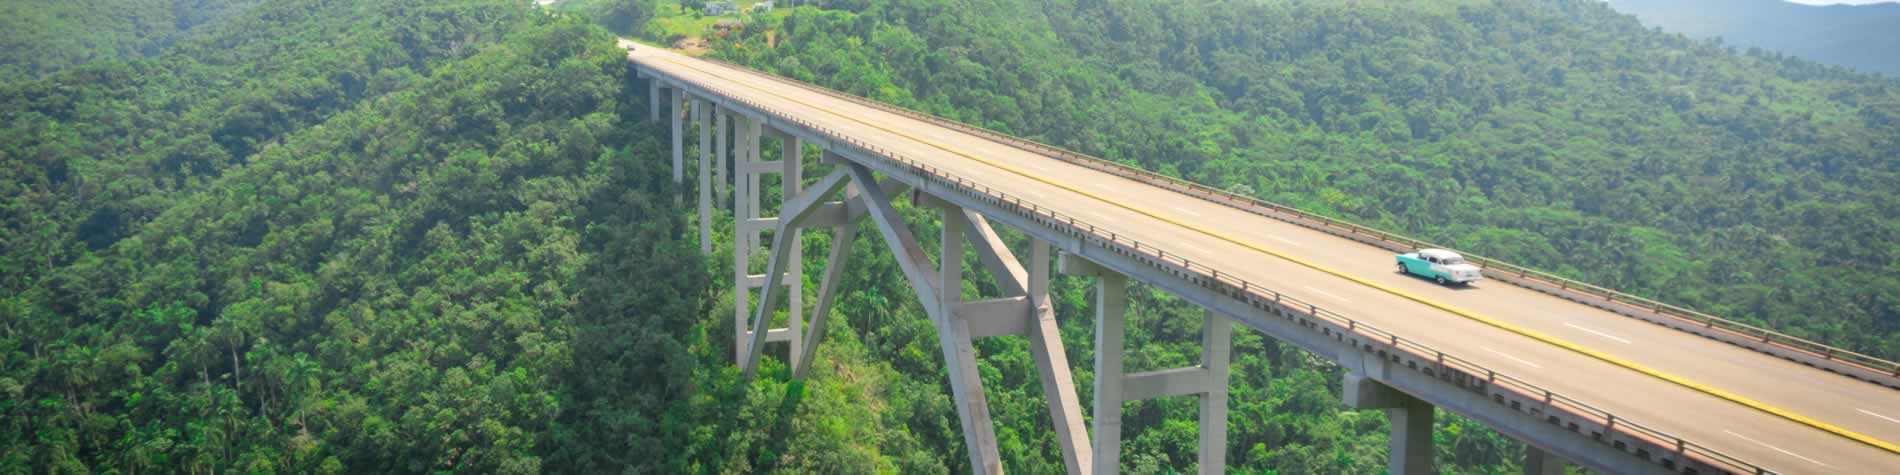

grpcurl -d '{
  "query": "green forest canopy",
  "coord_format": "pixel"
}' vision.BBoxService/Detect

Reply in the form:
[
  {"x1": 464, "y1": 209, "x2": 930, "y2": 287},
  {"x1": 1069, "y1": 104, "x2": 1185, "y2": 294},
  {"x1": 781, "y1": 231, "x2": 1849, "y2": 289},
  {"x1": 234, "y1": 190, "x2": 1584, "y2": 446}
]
[{"x1": 3, "y1": 0, "x2": 1898, "y2": 473}]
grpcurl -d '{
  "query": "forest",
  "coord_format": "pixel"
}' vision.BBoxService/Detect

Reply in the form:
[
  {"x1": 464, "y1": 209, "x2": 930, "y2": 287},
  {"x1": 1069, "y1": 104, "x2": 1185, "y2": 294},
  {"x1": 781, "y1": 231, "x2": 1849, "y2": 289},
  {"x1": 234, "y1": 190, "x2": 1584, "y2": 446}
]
[{"x1": 3, "y1": 0, "x2": 1897, "y2": 473}]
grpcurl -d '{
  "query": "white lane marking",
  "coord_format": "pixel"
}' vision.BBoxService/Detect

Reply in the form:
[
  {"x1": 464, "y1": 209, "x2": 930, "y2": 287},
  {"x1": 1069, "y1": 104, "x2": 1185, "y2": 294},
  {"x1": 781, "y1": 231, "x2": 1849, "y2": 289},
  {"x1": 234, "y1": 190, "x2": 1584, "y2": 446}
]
[
  {"x1": 1563, "y1": 322, "x2": 1631, "y2": 344},
  {"x1": 1302, "y1": 286, "x2": 1350, "y2": 303},
  {"x1": 1859, "y1": 408, "x2": 1900, "y2": 425},
  {"x1": 1724, "y1": 430, "x2": 1835, "y2": 469},
  {"x1": 1480, "y1": 346, "x2": 1542, "y2": 368},
  {"x1": 1174, "y1": 242, "x2": 1212, "y2": 255},
  {"x1": 1173, "y1": 206, "x2": 1204, "y2": 217},
  {"x1": 1269, "y1": 235, "x2": 1303, "y2": 247}
]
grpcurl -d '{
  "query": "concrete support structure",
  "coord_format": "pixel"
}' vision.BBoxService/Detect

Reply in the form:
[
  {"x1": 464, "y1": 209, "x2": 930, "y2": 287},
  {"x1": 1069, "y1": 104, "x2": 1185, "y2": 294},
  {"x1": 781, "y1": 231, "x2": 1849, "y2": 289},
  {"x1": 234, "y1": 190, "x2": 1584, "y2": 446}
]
[
  {"x1": 844, "y1": 165, "x2": 1002, "y2": 474},
  {"x1": 1026, "y1": 238, "x2": 1092, "y2": 475},
  {"x1": 713, "y1": 108, "x2": 728, "y2": 209},
  {"x1": 670, "y1": 87, "x2": 683, "y2": 189},
  {"x1": 645, "y1": 56, "x2": 1762, "y2": 475},
  {"x1": 1061, "y1": 254, "x2": 1231, "y2": 475},
  {"x1": 732, "y1": 119, "x2": 807, "y2": 374},
  {"x1": 1343, "y1": 373, "x2": 1436, "y2": 475},
  {"x1": 1524, "y1": 447, "x2": 1568, "y2": 475},
  {"x1": 695, "y1": 99, "x2": 712, "y2": 254},
  {"x1": 648, "y1": 80, "x2": 660, "y2": 121}
]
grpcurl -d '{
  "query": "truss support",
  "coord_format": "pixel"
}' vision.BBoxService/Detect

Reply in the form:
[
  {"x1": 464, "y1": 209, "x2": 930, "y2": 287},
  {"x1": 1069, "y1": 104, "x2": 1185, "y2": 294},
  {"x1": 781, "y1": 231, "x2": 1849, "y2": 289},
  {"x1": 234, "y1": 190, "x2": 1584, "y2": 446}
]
[
  {"x1": 736, "y1": 125, "x2": 830, "y2": 377},
  {"x1": 1062, "y1": 254, "x2": 1231, "y2": 474},
  {"x1": 843, "y1": 164, "x2": 1002, "y2": 474}
]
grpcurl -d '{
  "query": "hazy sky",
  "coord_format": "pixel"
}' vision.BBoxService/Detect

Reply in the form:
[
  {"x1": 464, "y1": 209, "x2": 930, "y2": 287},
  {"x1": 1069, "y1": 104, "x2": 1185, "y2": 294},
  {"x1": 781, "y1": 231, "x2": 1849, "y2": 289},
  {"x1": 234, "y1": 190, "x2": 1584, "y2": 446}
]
[{"x1": 1783, "y1": 0, "x2": 1896, "y2": 4}]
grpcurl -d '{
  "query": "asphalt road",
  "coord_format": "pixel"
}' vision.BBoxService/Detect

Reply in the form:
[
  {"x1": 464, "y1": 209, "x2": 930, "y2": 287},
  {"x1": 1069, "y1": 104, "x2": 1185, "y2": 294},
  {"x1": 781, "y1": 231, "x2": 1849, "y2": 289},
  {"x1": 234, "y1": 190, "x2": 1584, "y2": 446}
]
[{"x1": 629, "y1": 43, "x2": 1900, "y2": 473}]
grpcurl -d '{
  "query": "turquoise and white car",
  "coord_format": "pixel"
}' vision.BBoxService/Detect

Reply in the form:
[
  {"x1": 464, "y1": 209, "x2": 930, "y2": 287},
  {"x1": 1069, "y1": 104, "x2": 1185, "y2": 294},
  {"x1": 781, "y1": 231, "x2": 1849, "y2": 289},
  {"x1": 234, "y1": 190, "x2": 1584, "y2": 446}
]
[{"x1": 1397, "y1": 249, "x2": 1482, "y2": 286}]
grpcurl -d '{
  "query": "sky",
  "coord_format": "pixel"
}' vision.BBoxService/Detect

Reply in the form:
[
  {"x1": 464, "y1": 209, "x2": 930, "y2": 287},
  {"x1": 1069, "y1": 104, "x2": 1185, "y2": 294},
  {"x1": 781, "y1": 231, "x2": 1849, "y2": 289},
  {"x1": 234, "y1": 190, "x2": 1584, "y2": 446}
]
[{"x1": 1783, "y1": 0, "x2": 1896, "y2": 4}]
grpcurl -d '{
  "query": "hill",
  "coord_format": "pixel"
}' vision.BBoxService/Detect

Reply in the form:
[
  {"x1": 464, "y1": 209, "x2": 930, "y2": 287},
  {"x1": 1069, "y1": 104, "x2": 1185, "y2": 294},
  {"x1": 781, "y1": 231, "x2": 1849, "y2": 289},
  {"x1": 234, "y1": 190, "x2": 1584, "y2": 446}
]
[
  {"x1": 0, "y1": 0, "x2": 265, "y2": 81},
  {"x1": 6, "y1": 0, "x2": 1899, "y2": 473},
  {"x1": 1608, "y1": 0, "x2": 1900, "y2": 76}
]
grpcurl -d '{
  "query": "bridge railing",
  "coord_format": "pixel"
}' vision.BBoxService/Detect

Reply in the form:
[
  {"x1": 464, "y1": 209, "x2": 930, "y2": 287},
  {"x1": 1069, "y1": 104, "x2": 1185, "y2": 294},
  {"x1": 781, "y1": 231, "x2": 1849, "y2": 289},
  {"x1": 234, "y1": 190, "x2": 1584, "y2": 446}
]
[
  {"x1": 689, "y1": 56, "x2": 1900, "y2": 386},
  {"x1": 641, "y1": 60, "x2": 1770, "y2": 474}
]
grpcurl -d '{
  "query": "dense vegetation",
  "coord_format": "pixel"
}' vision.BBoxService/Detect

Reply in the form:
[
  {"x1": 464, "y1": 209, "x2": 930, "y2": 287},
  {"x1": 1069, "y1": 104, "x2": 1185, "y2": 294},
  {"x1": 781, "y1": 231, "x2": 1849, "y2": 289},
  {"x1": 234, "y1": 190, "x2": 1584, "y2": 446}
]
[
  {"x1": 1609, "y1": 0, "x2": 1900, "y2": 77},
  {"x1": 0, "y1": 0, "x2": 265, "y2": 81},
  {"x1": 5, "y1": 0, "x2": 1897, "y2": 473}
]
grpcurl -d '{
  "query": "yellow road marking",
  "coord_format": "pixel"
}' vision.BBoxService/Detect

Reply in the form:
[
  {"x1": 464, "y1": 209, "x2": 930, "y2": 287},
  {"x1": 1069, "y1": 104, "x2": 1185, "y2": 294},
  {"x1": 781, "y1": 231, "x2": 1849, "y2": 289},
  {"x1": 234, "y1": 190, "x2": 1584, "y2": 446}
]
[{"x1": 644, "y1": 52, "x2": 1900, "y2": 456}]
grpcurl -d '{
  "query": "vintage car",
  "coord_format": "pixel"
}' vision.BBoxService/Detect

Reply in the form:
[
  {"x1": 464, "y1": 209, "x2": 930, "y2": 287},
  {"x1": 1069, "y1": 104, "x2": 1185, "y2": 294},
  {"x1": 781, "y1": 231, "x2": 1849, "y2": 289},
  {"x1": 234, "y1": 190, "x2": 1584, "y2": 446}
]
[{"x1": 1397, "y1": 248, "x2": 1482, "y2": 285}]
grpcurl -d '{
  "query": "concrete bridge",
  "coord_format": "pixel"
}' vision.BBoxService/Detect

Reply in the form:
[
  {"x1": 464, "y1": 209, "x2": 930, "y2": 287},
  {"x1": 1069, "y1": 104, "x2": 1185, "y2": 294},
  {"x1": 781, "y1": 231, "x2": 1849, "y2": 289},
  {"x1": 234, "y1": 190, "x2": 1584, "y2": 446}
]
[{"x1": 626, "y1": 41, "x2": 1900, "y2": 474}]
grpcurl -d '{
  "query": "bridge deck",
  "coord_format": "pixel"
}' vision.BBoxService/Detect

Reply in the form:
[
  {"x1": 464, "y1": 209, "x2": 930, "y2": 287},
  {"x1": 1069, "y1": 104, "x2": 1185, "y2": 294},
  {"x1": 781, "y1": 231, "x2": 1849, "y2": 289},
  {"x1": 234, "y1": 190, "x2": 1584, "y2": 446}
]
[{"x1": 631, "y1": 45, "x2": 1900, "y2": 473}]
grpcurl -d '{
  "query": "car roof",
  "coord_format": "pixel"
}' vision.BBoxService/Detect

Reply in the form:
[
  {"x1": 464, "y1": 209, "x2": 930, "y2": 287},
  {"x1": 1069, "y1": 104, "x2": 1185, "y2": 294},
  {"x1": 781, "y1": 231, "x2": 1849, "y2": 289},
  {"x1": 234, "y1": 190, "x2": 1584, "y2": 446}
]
[{"x1": 1418, "y1": 248, "x2": 1462, "y2": 259}]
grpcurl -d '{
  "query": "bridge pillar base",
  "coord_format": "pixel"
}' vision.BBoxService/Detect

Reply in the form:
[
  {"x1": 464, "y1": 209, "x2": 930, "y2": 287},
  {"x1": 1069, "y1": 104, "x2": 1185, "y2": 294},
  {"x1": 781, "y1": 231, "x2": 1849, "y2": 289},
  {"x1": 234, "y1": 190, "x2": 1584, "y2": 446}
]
[
  {"x1": 1524, "y1": 446, "x2": 1567, "y2": 475},
  {"x1": 1343, "y1": 373, "x2": 1435, "y2": 475}
]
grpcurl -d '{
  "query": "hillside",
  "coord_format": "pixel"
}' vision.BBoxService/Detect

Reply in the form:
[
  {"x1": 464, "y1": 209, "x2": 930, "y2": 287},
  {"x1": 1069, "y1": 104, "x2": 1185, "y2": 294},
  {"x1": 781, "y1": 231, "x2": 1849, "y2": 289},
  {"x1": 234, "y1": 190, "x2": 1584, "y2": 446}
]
[
  {"x1": 5, "y1": 0, "x2": 1899, "y2": 473},
  {"x1": 1608, "y1": 0, "x2": 1900, "y2": 77},
  {"x1": 0, "y1": 0, "x2": 265, "y2": 81}
]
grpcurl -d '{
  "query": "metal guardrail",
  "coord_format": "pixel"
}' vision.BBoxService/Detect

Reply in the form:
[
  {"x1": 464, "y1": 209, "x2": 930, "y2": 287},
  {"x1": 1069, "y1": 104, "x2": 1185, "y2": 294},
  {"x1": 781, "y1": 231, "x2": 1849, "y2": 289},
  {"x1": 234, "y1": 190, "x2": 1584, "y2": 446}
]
[
  {"x1": 691, "y1": 56, "x2": 1900, "y2": 386},
  {"x1": 639, "y1": 57, "x2": 1770, "y2": 474}
]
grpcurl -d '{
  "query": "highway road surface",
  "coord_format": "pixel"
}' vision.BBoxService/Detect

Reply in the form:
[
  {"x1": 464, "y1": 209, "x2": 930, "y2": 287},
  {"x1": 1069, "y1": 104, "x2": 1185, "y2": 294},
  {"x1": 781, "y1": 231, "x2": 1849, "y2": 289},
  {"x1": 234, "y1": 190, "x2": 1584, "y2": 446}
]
[{"x1": 630, "y1": 43, "x2": 1900, "y2": 473}]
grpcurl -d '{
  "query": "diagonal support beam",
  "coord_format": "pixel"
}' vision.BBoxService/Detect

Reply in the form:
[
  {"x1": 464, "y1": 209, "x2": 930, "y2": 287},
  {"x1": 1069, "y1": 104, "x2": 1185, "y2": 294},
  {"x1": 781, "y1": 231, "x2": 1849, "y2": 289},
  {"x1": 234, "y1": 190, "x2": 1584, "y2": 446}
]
[
  {"x1": 848, "y1": 165, "x2": 999, "y2": 473},
  {"x1": 846, "y1": 164, "x2": 941, "y2": 310},
  {"x1": 740, "y1": 168, "x2": 852, "y2": 380},
  {"x1": 937, "y1": 199, "x2": 1003, "y2": 475},
  {"x1": 790, "y1": 176, "x2": 906, "y2": 381},
  {"x1": 1030, "y1": 238, "x2": 1093, "y2": 475},
  {"x1": 955, "y1": 209, "x2": 1092, "y2": 475},
  {"x1": 963, "y1": 210, "x2": 1029, "y2": 297},
  {"x1": 793, "y1": 223, "x2": 857, "y2": 380}
]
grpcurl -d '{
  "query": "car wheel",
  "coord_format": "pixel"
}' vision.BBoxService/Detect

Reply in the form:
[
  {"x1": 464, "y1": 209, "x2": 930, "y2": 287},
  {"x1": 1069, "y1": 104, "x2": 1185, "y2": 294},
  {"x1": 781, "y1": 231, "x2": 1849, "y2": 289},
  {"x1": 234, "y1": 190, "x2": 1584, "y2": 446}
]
[
  {"x1": 1398, "y1": 263, "x2": 1408, "y2": 274},
  {"x1": 1435, "y1": 276, "x2": 1447, "y2": 285}
]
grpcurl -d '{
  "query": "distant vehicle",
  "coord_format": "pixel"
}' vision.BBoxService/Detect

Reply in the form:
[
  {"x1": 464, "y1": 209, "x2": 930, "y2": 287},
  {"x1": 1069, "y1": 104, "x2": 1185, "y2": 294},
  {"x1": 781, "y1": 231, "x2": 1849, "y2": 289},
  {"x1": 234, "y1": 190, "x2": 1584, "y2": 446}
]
[{"x1": 1397, "y1": 249, "x2": 1482, "y2": 286}]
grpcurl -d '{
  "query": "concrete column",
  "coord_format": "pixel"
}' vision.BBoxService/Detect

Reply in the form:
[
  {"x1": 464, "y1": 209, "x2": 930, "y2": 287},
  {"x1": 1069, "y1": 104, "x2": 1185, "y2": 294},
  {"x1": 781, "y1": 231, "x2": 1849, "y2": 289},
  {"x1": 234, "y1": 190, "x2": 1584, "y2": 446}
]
[
  {"x1": 1198, "y1": 311, "x2": 1232, "y2": 474},
  {"x1": 1091, "y1": 271, "x2": 1128, "y2": 475},
  {"x1": 781, "y1": 134, "x2": 803, "y2": 374},
  {"x1": 732, "y1": 114, "x2": 762, "y2": 364},
  {"x1": 649, "y1": 81, "x2": 660, "y2": 121},
  {"x1": 1388, "y1": 396, "x2": 1434, "y2": 475},
  {"x1": 696, "y1": 100, "x2": 712, "y2": 255},
  {"x1": 1524, "y1": 446, "x2": 1567, "y2": 475},
  {"x1": 1343, "y1": 373, "x2": 1436, "y2": 475},
  {"x1": 714, "y1": 110, "x2": 727, "y2": 209},
  {"x1": 734, "y1": 114, "x2": 751, "y2": 254},
  {"x1": 939, "y1": 207, "x2": 1003, "y2": 475},
  {"x1": 745, "y1": 118, "x2": 763, "y2": 253},
  {"x1": 670, "y1": 88, "x2": 683, "y2": 188}
]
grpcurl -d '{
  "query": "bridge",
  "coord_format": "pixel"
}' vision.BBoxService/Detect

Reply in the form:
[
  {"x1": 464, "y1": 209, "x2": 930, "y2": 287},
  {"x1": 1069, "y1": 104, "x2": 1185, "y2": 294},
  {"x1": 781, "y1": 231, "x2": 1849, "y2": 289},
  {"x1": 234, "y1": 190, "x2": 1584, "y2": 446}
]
[{"x1": 625, "y1": 41, "x2": 1900, "y2": 474}]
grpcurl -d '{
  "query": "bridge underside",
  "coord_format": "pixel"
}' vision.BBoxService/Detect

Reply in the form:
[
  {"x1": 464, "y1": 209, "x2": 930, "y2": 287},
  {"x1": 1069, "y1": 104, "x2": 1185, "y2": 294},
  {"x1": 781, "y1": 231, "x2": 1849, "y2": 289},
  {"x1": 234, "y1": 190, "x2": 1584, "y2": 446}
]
[{"x1": 641, "y1": 68, "x2": 1732, "y2": 475}]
